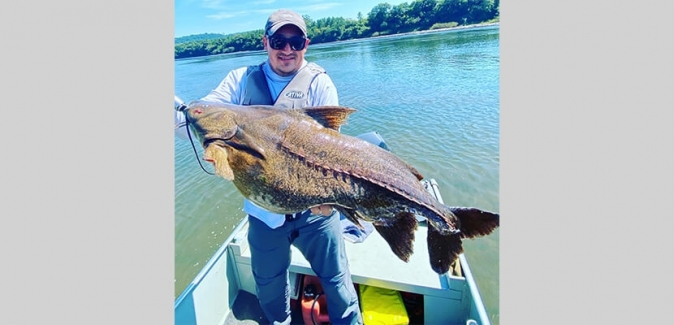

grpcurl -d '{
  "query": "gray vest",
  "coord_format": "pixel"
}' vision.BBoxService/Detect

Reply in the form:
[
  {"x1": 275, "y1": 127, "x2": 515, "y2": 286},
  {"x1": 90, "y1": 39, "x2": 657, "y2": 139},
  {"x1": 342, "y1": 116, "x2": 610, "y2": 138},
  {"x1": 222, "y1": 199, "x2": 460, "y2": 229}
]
[{"x1": 242, "y1": 62, "x2": 326, "y2": 108}]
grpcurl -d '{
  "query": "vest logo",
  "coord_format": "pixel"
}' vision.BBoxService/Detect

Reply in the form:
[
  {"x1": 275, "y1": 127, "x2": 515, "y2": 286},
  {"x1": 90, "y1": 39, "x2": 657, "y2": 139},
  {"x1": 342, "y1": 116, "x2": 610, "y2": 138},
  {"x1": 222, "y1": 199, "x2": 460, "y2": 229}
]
[{"x1": 284, "y1": 91, "x2": 306, "y2": 100}]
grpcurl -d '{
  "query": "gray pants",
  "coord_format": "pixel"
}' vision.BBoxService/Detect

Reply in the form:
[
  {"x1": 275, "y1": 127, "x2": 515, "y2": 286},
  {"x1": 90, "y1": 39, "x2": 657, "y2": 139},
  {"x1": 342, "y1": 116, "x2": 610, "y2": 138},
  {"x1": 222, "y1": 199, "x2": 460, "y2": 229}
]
[{"x1": 248, "y1": 210, "x2": 363, "y2": 325}]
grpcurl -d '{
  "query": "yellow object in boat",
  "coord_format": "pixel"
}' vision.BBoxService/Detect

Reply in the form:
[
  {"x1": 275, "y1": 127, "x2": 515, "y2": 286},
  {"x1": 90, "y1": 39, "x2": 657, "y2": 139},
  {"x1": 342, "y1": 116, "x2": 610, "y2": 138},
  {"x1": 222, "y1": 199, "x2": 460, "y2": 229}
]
[{"x1": 359, "y1": 284, "x2": 409, "y2": 325}]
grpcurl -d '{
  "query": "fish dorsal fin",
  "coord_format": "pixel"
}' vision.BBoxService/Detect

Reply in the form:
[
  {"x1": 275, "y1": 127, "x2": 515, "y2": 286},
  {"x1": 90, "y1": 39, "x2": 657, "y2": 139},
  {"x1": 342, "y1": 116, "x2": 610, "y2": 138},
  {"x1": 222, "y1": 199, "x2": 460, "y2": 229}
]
[
  {"x1": 301, "y1": 106, "x2": 357, "y2": 131},
  {"x1": 405, "y1": 163, "x2": 424, "y2": 181}
]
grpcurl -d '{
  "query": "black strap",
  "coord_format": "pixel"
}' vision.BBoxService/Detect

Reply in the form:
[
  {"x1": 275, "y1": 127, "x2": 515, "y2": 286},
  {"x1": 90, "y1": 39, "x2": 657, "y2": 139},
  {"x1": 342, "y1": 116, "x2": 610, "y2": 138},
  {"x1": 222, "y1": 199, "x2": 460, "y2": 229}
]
[{"x1": 285, "y1": 212, "x2": 302, "y2": 222}]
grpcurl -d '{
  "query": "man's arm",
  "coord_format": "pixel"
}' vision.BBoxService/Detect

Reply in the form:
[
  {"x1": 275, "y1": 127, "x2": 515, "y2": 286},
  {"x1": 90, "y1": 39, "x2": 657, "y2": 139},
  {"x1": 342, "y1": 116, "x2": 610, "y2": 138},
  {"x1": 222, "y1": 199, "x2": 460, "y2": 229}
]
[
  {"x1": 309, "y1": 73, "x2": 339, "y2": 106},
  {"x1": 201, "y1": 67, "x2": 248, "y2": 104}
]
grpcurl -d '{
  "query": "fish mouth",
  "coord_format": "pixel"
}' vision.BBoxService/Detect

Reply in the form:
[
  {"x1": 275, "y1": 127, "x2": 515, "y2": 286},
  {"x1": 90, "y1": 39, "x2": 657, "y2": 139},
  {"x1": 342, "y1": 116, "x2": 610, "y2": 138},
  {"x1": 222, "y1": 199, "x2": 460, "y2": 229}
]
[
  {"x1": 202, "y1": 139, "x2": 235, "y2": 180},
  {"x1": 200, "y1": 125, "x2": 237, "y2": 149},
  {"x1": 202, "y1": 138, "x2": 229, "y2": 165},
  {"x1": 202, "y1": 138, "x2": 228, "y2": 149},
  {"x1": 203, "y1": 132, "x2": 266, "y2": 161}
]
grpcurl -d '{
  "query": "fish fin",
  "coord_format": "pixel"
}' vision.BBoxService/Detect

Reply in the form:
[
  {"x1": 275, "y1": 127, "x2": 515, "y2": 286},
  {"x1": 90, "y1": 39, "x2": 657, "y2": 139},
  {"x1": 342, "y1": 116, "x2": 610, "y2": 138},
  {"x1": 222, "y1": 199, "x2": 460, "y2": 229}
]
[
  {"x1": 226, "y1": 127, "x2": 266, "y2": 160},
  {"x1": 405, "y1": 163, "x2": 424, "y2": 180},
  {"x1": 427, "y1": 221, "x2": 464, "y2": 274},
  {"x1": 449, "y1": 207, "x2": 499, "y2": 239},
  {"x1": 301, "y1": 106, "x2": 357, "y2": 131},
  {"x1": 334, "y1": 206, "x2": 364, "y2": 229},
  {"x1": 373, "y1": 212, "x2": 418, "y2": 262}
]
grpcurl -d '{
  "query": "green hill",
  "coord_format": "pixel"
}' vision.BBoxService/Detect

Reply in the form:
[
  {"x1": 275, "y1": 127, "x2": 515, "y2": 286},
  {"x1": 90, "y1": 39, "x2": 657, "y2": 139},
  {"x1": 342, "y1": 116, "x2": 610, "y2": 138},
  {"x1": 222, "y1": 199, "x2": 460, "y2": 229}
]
[{"x1": 175, "y1": 33, "x2": 228, "y2": 45}]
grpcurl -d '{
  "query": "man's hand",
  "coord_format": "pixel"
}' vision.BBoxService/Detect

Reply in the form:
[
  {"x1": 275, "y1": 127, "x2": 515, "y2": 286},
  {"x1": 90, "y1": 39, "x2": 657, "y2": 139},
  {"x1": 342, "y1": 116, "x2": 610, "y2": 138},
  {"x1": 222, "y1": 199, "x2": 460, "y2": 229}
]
[{"x1": 310, "y1": 204, "x2": 334, "y2": 216}]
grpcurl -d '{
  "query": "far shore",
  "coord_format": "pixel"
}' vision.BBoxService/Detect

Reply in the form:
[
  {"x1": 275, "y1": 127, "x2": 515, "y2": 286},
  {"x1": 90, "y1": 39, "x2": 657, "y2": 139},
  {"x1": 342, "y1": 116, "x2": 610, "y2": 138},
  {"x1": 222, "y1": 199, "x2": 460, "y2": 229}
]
[
  {"x1": 319, "y1": 22, "x2": 499, "y2": 46},
  {"x1": 176, "y1": 22, "x2": 499, "y2": 59},
  {"x1": 371, "y1": 22, "x2": 499, "y2": 39}
]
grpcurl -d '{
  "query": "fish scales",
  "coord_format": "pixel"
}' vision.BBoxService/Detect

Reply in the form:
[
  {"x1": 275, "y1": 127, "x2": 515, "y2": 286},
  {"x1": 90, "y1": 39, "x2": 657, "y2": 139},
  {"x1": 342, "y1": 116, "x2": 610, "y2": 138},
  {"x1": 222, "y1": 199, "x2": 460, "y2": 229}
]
[
  {"x1": 278, "y1": 116, "x2": 454, "y2": 228},
  {"x1": 279, "y1": 141, "x2": 450, "y2": 225}
]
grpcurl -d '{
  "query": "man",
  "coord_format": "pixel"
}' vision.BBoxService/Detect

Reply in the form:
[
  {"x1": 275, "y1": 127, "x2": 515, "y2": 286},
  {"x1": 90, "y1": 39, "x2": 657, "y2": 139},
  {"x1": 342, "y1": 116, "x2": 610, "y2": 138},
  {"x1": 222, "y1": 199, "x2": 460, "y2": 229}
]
[{"x1": 185, "y1": 9, "x2": 362, "y2": 325}]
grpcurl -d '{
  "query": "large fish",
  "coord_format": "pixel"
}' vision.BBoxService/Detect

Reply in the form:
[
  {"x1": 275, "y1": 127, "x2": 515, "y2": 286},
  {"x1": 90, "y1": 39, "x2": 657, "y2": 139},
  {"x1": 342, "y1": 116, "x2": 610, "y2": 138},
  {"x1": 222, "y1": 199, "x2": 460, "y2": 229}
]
[{"x1": 180, "y1": 100, "x2": 499, "y2": 274}]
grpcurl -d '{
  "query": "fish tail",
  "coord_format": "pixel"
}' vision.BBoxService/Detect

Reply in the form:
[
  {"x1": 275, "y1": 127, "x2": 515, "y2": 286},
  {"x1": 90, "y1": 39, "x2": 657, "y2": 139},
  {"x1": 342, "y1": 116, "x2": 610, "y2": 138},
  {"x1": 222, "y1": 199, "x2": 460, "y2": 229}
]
[
  {"x1": 451, "y1": 207, "x2": 499, "y2": 239},
  {"x1": 427, "y1": 207, "x2": 499, "y2": 274}
]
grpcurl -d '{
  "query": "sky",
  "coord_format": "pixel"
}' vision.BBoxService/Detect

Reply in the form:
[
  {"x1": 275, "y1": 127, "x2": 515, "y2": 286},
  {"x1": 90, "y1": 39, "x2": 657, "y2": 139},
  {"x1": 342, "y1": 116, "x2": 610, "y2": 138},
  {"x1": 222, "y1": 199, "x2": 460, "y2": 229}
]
[{"x1": 175, "y1": 0, "x2": 409, "y2": 38}]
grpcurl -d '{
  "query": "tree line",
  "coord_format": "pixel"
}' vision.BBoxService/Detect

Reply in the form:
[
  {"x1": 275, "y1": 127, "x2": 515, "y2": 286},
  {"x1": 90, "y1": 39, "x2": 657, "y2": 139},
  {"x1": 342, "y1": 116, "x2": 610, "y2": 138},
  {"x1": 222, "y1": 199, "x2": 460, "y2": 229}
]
[{"x1": 175, "y1": 0, "x2": 499, "y2": 59}]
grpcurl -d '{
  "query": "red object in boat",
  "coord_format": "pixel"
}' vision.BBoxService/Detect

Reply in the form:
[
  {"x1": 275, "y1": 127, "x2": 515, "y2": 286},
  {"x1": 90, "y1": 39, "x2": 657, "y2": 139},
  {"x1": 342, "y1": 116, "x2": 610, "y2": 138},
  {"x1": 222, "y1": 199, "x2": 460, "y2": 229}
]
[{"x1": 300, "y1": 275, "x2": 330, "y2": 325}]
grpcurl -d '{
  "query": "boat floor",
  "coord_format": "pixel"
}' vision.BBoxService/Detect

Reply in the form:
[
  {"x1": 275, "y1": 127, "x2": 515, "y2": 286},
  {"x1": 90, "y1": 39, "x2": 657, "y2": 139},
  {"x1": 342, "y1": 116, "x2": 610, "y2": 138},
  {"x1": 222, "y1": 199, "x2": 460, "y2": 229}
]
[{"x1": 224, "y1": 222, "x2": 451, "y2": 325}]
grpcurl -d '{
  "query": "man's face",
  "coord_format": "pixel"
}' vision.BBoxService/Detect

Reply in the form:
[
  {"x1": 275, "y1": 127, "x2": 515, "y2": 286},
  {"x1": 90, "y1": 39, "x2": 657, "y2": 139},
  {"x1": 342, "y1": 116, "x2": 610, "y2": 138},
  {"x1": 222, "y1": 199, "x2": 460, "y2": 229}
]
[{"x1": 263, "y1": 24, "x2": 309, "y2": 77}]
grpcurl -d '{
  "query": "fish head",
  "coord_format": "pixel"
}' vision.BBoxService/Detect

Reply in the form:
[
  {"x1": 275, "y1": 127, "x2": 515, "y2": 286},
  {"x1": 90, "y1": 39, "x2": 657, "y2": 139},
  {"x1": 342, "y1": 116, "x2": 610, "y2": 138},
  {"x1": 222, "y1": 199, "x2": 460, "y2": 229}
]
[
  {"x1": 183, "y1": 101, "x2": 240, "y2": 179},
  {"x1": 183, "y1": 101, "x2": 273, "y2": 181},
  {"x1": 184, "y1": 100, "x2": 239, "y2": 144}
]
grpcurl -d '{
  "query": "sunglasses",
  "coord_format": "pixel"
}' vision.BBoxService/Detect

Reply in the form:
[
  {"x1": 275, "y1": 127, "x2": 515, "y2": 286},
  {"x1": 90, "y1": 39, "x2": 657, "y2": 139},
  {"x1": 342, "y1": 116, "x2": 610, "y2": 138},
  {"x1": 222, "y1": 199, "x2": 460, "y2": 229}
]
[{"x1": 268, "y1": 35, "x2": 307, "y2": 51}]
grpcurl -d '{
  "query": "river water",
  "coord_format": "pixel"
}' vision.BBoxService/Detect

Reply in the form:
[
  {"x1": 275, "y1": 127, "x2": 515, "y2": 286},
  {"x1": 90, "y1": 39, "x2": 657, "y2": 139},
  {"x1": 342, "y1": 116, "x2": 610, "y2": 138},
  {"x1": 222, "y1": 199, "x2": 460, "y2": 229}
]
[{"x1": 175, "y1": 24, "x2": 500, "y2": 324}]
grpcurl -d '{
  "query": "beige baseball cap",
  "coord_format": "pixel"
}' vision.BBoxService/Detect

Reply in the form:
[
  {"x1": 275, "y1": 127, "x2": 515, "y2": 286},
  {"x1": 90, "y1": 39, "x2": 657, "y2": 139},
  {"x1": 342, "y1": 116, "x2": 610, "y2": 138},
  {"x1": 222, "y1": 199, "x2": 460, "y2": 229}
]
[{"x1": 265, "y1": 9, "x2": 307, "y2": 37}]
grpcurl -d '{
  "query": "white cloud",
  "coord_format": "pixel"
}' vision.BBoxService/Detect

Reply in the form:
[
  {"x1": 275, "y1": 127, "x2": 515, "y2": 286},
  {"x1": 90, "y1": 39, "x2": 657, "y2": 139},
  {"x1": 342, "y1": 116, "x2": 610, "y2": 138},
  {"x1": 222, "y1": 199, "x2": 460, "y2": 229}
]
[
  {"x1": 299, "y1": 3, "x2": 342, "y2": 14},
  {"x1": 206, "y1": 10, "x2": 250, "y2": 20},
  {"x1": 201, "y1": 0, "x2": 226, "y2": 10}
]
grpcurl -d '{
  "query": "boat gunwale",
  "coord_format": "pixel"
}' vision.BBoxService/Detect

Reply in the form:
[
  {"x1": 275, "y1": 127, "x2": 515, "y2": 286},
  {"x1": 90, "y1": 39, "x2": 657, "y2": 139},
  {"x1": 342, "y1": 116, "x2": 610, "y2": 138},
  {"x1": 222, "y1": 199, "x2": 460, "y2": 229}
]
[{"x1": 174, "y1": 217, "x2": 249, "y2": 308}]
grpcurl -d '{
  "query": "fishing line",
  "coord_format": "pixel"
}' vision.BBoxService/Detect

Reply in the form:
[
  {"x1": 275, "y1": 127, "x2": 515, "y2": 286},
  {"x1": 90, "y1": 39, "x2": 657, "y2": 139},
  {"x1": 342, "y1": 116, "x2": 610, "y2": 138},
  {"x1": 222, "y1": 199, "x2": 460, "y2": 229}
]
[{"x1": 177, "y1": 106, "x2": 215, "y2": 176}]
